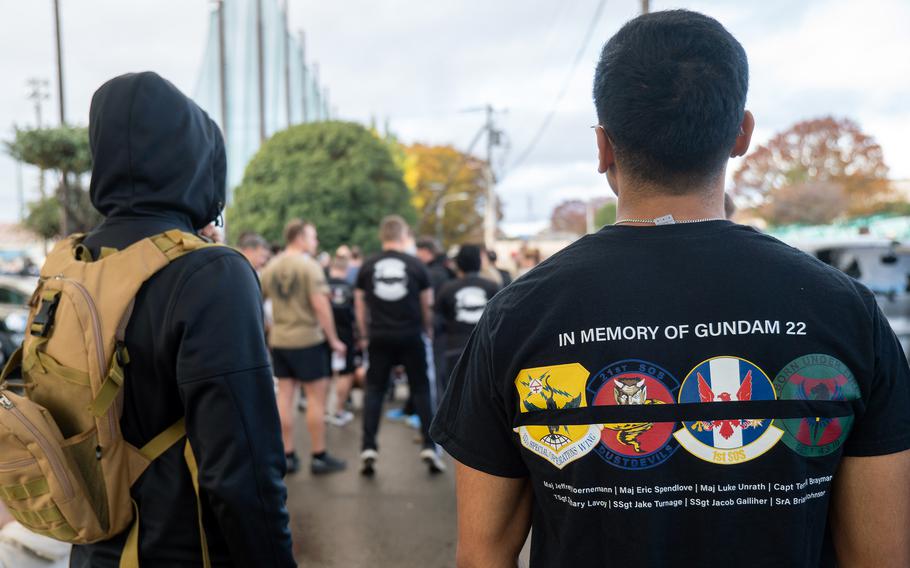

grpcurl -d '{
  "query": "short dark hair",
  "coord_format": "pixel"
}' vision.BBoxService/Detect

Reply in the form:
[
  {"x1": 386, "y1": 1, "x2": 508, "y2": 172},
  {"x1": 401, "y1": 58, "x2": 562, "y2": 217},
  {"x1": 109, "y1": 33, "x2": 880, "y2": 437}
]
[
  {"x1": 237, "y1": 232, "x2": 268, "y2": 251},
  {"x1": 455, "y1": 245, "x2": 482, "y2": 273},
  {"x1": 593, "y1": 10, "x2": 748, "y2": 189},
  {"x1": 416, "y1": 237, "x2": 440, "y2": 255}
]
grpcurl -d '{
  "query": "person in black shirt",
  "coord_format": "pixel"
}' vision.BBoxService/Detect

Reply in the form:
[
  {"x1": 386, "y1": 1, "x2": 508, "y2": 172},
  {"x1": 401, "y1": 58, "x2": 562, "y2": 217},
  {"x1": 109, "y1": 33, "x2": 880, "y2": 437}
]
[
  {"x1": 436, "y1": 245, "x2": 500, "y2": 392},
  {"x1": 71, "y1": 72, "x2": 295, "y2": 567},
  {"x1": 327, "y1": 254, "x2": 358, "y2": 426},
  {"x1": 431, "y1": 10, "x2": 910, "y2": 568},
  {"x1": 416, "y1": 237, "x2": 454, "y2": 293},
  {"x1": 487, "y1": 249, "x2": 513, "y2": 288},
  {"x1": 356, "y1": 216, "x2": 446, "y2": 475}
]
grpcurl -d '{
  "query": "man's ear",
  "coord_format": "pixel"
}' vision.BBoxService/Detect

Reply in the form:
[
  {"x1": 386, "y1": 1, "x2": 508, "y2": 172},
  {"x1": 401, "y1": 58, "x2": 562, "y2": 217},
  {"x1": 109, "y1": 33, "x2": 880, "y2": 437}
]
[
  {"x1": 730, "y1": 110, "x2": 755, "y2": 158},
  {"x1": 595, "y1": 125, "x2": 615, "y2": 174}
]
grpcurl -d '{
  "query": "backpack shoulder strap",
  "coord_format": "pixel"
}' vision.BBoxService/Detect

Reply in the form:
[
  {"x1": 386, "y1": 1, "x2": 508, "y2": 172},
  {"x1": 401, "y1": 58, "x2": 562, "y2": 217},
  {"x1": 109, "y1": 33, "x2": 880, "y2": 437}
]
[{"x1": 149, "y1": 230, "x2": 221, "y2": 262}]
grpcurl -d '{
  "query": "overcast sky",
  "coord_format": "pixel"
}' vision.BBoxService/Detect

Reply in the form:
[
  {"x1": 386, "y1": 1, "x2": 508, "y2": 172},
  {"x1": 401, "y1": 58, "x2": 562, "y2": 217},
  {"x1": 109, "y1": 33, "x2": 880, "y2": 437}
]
[{"x1": 1, "y1": 0, "x2": 908, "y2": 233}]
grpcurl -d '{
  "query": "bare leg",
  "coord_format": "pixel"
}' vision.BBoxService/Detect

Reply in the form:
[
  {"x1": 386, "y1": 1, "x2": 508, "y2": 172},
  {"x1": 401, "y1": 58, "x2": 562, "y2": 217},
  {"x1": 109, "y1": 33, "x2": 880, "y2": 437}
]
[
  {"x1": 276, "y1": 378, "x2": 298, "y2": 453},
  {"x1": 334, "y1": 373, "x2": 355, "y2": 415},
  {"x1": 302, "y1": 378, "x2": 329, "y2": 454}
]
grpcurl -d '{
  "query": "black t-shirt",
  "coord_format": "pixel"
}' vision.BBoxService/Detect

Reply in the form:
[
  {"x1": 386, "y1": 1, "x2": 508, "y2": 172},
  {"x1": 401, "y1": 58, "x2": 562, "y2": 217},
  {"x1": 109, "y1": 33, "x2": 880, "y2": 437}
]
[
  {"x1": 427, "y1": 256, "x2": 454, "y2": 293},
  {"x1": 328, "y1": 276, "x2": 355, "y2": 343},
  {"x1": 356, "y1": 250, "x2": 431, "y2": 340},
  {"x1": 436, "y1": 274, "x2": 500, "y2": 353},
  {"x1": 431, "y1": 221, "x2": 910, "y2": 568}
]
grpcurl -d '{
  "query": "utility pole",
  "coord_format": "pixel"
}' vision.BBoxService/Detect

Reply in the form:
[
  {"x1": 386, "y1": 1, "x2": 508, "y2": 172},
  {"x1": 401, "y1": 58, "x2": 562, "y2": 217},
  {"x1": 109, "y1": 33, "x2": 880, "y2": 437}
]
[
  {"x1": 216, "y1": 0, "x2": 228, "y2": 140},
  {"x1": 53, "y1": 0, "x2": 69, "y2": 235},
  {"x1": 298, "y1": 31, "x2": 308, "y2": 123},
  {"x1": 26, "y1": 79, "x2": 49, "y2": 128},
  {"x1": 52, "y1": 0, "x2": 66, "y2": 125},
  {"x1": 641, "y1": 0, "x2": 650, "y2": 14},
  {"x1": 26, "y1": 80, "x2": 50, "y2": 201},
  {"x1": 255, "y1": 0, "x2": 266, "y2": 142},
  {"x1": 482, "y1": 104, "x2": 502, "y2": 250},
  {"x1": 15, "y1": 135, "x2": 25, "y2": 221},
  {"x1": 283, "y1": 2, "x2": 292, "y2": 128}
]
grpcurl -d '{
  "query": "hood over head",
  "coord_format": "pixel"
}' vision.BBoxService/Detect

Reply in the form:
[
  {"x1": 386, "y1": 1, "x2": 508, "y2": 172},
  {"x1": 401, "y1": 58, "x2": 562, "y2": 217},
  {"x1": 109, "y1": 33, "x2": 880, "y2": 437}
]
[{"x1": 89, "y1": 72, "x2": 226, "y2": 230}]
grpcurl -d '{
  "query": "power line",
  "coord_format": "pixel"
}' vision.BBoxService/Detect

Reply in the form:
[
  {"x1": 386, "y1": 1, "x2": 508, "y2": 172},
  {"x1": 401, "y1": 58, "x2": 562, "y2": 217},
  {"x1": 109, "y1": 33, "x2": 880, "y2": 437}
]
[{"x1": 508, "y1": 0, "x2": 608, "y2": 173}]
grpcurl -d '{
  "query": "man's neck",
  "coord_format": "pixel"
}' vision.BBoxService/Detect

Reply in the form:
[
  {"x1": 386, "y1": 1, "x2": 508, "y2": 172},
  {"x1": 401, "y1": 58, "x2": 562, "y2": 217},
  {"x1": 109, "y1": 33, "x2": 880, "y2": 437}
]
[
  {"x1": 382, "y1": 241, "x2": 405, "y2": 252},
  {"x1": 615, "y1": 178, "x2": 725, "y2": 225},
  {"x1": 285, "y1": 243, "x2": 308, "y2": 255}
]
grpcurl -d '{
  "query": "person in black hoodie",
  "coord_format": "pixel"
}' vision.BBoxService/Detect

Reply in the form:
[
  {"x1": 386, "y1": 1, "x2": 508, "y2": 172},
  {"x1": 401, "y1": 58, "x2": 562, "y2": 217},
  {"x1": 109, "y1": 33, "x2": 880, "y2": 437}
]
[{"x1": 70, "y1": 72, "x2": 296, "y2": 567}]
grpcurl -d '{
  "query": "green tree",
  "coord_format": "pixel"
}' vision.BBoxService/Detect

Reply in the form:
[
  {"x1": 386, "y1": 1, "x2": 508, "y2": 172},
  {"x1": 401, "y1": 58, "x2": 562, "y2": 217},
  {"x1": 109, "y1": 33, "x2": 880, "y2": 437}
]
[
  {"x1": 5, "y1": 126, "x2": 99, "y2": 238},
  {"x1": 229, "y1": 121, "x2": 415, "y2": 252}
]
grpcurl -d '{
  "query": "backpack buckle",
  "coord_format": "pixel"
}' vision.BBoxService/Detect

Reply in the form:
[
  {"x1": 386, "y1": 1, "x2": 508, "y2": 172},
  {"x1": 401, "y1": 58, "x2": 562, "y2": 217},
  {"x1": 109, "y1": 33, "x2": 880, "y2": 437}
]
[{"x1": 30, "y1": 292, "x2": 61, "y2": 337}]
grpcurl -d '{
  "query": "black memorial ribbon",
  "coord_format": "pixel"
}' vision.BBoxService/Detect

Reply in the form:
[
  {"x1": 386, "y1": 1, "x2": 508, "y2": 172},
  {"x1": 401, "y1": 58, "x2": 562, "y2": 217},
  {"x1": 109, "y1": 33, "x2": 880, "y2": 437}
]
[{"x1": 512, "y1": 399, "x2": 858, "y2": 428}]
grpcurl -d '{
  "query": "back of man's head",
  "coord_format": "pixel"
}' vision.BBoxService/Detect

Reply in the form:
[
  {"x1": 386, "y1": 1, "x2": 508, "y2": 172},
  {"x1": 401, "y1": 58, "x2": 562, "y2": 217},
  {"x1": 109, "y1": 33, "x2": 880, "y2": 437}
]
[
  {"x1": 416, "y1": 238, "x2": 439, "y2": 256},
  {"x1": 237, "y1": 232, "x2": 268, "y2": 252},
  {"x1": 593, "y1": 10, "x2": 748, "y2": 191},
  {"x1": 380, "y1": 215, "x2": 409, "y2": 244},
  {"x1": 284, "y1": 218, "x2": 313, "y2": 246},
  {"x1": 456, "y1": 245, "x2": 482, "y2": 274}
]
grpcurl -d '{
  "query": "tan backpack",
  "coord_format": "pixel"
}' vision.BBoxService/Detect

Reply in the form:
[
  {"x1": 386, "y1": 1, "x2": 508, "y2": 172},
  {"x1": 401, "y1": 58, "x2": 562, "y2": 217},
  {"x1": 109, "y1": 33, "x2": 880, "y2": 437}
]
[{"x1": 0, "y1": 230, "x2": 219, "y2": 568}]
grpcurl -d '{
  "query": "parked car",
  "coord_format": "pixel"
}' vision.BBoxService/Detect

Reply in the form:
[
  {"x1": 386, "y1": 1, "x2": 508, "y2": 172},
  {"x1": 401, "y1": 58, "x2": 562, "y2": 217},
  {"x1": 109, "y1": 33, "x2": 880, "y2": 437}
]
[
  {"x1": 0, "y1": 275, "x2": 37, "y2": 368},
  {"x1": 789, "y1": 237, "x2": 910, "y2": 356}
]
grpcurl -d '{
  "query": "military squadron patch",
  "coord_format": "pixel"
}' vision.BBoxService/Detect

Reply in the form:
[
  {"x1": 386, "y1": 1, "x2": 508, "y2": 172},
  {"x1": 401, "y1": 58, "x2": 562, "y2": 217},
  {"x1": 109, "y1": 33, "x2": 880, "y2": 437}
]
[
  {"x1": 514, "y1": 363, "x2": 600, "y2": 469},
  {"x1": 773, "y1": 354, "x2": 859, "y2": 457},
  {"x1": 674, "y1": 356, "x2": 784, "y2": 465},
  {"x1": 586, "y1": 360, "x2": 679, "y2": 470}
]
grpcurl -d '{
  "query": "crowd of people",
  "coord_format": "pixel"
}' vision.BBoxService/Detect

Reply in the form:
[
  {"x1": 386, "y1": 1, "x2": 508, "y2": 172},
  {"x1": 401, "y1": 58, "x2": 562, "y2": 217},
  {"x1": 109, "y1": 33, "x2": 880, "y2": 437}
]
[
  {"x1": 2, "y1": 8, "x2": 909, "y2": 568},
  {"x1": 235, "y1": 215, "x2": 528, "y2": 477}
]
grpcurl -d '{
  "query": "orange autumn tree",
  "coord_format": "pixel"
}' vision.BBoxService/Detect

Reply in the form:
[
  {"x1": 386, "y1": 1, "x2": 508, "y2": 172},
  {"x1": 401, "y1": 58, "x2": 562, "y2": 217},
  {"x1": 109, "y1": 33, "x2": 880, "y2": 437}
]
[
  {"x1": 731, "y1": 116, "x2": 891, "y2": 225},
  {"x1": 402, "y1": 143, "x2": 489, "y2": 247}
]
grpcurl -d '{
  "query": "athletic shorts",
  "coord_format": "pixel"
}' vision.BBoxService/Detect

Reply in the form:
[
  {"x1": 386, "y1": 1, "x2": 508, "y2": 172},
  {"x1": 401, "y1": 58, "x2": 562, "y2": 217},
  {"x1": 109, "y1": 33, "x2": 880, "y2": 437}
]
[
  {"x1": 334, "y1": 337, "x2": 363, "y2": 375},
  {"x1": 271, "y1": 343, "x2": 330, "y2": 382}
]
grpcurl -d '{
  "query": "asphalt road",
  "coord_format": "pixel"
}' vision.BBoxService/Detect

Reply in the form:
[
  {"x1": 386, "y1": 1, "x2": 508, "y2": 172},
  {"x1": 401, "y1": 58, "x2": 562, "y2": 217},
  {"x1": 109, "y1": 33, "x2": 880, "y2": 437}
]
[{"x1": 285, "y1": 400, "x2": 457, "y2": 568}]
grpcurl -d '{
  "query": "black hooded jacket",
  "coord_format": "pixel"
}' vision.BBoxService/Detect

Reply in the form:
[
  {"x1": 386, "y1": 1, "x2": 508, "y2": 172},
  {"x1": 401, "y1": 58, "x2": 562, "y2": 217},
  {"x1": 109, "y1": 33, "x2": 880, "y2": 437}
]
[{"x1": 70, "y1": 72, "x2": 296, "y2": 567}]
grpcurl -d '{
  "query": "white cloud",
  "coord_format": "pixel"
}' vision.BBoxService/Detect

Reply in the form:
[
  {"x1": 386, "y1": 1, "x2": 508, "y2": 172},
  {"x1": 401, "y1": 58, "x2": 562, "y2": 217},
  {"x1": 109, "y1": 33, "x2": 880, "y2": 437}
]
[{"x1": 0, "y1": 0, "x2": 907, "y2": 229}]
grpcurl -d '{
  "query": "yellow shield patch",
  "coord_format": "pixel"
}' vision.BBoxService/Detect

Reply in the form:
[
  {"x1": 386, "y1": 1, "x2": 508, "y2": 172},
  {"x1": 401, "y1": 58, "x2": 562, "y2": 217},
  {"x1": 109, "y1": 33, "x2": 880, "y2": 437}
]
[{"x1": 514, "y1": 363, "x2": 601, "y2": 469}]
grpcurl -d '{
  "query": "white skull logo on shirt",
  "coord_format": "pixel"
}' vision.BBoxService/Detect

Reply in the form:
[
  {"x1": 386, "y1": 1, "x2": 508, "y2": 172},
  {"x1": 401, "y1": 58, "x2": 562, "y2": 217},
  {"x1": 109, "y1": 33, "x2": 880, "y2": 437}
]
[
  {"x1": 373, "y1": 257, "x2": 409, "y2": 302},
  {"x1": 454, "y1": 286, "x2": 489, "y2": 324}
]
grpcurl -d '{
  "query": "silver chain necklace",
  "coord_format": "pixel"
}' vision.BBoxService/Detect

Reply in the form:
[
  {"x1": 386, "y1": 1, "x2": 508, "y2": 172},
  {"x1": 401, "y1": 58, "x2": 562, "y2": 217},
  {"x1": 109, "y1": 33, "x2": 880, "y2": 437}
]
[{"x1": 614, "y1": 214, "x2": 725, "y2": 226}]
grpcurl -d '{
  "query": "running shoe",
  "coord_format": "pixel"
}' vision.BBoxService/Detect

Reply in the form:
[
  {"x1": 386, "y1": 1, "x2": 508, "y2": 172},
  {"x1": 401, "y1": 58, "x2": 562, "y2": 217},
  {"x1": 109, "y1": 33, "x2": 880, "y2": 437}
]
[
  {"x1": 325, "y1": 410, "x2": 355, "y2": 427},
  {"x1": 360, "y1": 448, "x2": 379, "y2": 476},
  {"x1": 285, "y1": 452, "x2": 301, "y2": 475},
  {"x1": 311, "y1": 452, "x2": 347, "y2": 475},
  {"x1": 406, "y1": 414, "x2": 421, "y2": 429},
  {"x1": 385, "y1": 408, "x2": 407, "y2": 421},
  {"x1": 419, "y1": 448, "x2": 447, "y2": 474}
]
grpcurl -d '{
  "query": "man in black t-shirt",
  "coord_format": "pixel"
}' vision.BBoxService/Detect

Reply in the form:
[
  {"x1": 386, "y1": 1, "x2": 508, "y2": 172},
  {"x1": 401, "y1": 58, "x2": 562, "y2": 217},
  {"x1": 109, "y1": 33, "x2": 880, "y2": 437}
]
[
  {"x1": 416, "y1": 237, "x2": 454, "y2": 293},
  {"x1": 436, "y1": 244, "x2": 499, "y2": 392},
  {"x1": 356, "y1": 215, "x2": 446, "y2": 475},
  {"x1": 431, "y1": 10, "x2": 910, "y2": 568}
]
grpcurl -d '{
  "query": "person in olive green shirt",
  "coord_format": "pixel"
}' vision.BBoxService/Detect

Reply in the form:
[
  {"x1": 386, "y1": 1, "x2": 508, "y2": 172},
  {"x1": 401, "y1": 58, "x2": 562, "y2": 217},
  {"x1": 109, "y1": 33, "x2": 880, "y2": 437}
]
[{"x1": 261, "y1": 219, "x2": 347, "y2": 475}]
